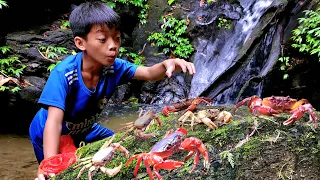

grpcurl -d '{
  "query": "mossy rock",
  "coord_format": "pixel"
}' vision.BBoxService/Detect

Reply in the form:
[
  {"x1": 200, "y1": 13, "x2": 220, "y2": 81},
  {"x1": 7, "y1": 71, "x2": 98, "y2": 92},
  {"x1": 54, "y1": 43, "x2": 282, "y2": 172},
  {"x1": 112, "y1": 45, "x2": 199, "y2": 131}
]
[{"x1": 52, "y1": 105, "x2": 320, "y2": 179}]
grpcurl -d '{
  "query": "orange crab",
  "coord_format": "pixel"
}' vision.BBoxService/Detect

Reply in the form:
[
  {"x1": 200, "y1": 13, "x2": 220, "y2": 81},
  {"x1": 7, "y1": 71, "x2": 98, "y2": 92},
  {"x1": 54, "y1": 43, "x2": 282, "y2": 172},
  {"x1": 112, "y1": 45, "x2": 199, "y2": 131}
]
[
  {"x1": 126, "y1": 128, "x2": 210, "y2": 180},
  {"x1": 162, "y1": 97, "x2": 213, "y2": 116},
  {"x1": 234, "y1": 95, "x2": 318, "y2": 128}
]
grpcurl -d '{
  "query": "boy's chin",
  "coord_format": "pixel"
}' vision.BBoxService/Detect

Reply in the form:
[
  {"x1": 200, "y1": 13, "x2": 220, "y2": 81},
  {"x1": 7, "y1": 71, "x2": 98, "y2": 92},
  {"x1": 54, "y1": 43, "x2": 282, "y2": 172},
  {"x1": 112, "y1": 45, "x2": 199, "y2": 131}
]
[{"x1": 103, "y1": 58, "x2": 116, "y2": 66}]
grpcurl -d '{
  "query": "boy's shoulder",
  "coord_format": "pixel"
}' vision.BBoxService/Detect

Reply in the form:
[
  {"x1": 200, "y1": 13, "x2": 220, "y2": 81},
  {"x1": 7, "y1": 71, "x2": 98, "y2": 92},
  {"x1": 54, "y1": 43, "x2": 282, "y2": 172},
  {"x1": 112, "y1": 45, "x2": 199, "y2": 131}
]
[{"x1": 53, "y1": 52, "x2": 82, "y2": 73}]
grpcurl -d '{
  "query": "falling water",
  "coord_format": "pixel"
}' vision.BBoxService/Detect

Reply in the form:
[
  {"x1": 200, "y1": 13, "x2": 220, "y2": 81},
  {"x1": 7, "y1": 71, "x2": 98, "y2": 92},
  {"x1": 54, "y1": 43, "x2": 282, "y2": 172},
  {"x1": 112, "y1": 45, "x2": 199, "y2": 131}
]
[
  {"x1": 190, "y1": 0, "x2": 276, "y2": 104},
  {"x1": 239, "y1": 0, "x2": 273, "y2": 42}
]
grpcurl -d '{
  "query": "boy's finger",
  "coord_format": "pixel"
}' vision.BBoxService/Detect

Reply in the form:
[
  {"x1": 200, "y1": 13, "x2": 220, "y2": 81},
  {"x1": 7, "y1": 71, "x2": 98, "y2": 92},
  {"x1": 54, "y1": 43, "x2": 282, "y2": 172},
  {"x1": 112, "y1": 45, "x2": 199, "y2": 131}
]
[
  {"x1": 49, "y1": 173, "x2": 55, "y2": 177},
  {"x1": 38, "y1": 174, "x2": 46, "y2": 180},
  {"x1": 165, "y1": 66, "x2": 174, "y2": 78},
  {"x1": 179, "y1": 60, "x2": 187, "y2": 73},
  {"x1": 190, "y1": 62, "x2": 196, "y2": 74},
  {"x1": 186, "y1": 63, "x2": 195, "y2": 75}
]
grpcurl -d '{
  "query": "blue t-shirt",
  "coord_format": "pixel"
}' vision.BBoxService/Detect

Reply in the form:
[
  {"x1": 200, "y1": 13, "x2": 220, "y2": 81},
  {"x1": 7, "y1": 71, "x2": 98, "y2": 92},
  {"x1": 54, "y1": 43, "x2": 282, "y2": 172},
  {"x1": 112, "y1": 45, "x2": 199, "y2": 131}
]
[{"x1": 30, "y1": 52, "x2": 138, "y2": 139}]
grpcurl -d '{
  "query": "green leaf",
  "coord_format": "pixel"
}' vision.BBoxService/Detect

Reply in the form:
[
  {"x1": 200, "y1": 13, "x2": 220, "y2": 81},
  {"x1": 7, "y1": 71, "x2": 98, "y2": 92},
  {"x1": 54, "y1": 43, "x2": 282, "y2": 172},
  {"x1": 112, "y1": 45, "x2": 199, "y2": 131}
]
[
  {"x1": 0, "y1": 0, "x2": 8, "y2": 9},
  {"x1": 168, "y1": 0, "x2": 174, "y2": 5}
]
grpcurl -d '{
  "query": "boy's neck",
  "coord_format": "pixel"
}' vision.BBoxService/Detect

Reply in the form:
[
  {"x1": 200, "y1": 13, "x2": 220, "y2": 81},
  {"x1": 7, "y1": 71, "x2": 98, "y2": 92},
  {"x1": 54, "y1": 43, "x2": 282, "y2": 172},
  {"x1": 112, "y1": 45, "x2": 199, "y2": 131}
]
[{"x1": 81, "y1": 52, "x2": 103, "y2": 76}]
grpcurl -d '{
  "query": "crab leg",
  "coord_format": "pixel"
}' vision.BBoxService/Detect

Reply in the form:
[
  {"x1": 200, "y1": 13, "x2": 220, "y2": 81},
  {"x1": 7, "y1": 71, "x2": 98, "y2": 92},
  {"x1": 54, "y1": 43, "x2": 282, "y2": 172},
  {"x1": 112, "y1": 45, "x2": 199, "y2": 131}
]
[
  {"x1": 184, "y1": 150, "x2": 200, "y2": 172},
  {"x1": 153, "y1": 160, "x2": 184, "y2": 180},
  {"x1": 251, "y1": 104, "x2": 280, "y2": 117},
  {"x1": 135, "y1": 129, "x2": 156, "y2": 138},
  {"x1": 143, "y1": 158, "x2": 155, "y2": 180},
  {"x1": 112, "y1": 143, "x2": 129, "y2": 157},
  {"x1": 76, "y1": 162, "x2": 92, "y2": 179},
  {"x1": 99, "y1": 162, "x2": 123, "y2": 177},
  {"x1": 153, "y1": 114, "x2": 162, "y2": 128},
  {"x1": 283, "y1": 104, "x2": 319, "y2": 128},
  {"x1": 200, "y1": 117, "x2": 218, "y2": 130},
  {"x1": 183, "y1": 97, "x2": 212, "y2": 114},
  {"x1": 180, "y1": 137, "x2": 210, "y2": 170}
]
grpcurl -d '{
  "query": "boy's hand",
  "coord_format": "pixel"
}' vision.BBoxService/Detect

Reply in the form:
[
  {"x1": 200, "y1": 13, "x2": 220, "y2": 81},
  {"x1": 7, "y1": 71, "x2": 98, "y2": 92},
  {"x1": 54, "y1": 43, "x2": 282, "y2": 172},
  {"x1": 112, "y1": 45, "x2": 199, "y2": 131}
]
[
  {"x1": 163, "y1": 58, "x2": 196, "y2": 78},
  {"x1": 35, "y1": 166, "x2": 55, "y2": 180}
]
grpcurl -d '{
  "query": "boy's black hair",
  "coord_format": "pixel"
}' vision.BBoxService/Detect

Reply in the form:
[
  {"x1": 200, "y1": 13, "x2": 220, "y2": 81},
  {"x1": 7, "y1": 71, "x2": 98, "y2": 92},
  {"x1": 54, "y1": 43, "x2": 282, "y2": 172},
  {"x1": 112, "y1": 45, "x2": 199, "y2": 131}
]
[{"x1": 69, "y1": 1, "x2": 121, "y2": 38}]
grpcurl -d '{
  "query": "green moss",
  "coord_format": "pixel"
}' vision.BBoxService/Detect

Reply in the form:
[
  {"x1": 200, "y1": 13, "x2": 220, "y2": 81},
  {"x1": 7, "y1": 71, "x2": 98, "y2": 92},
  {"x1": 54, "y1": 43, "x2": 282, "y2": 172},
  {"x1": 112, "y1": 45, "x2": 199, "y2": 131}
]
[{"x1": 53, "y1": 105, "x2": 320, "y2": 179}]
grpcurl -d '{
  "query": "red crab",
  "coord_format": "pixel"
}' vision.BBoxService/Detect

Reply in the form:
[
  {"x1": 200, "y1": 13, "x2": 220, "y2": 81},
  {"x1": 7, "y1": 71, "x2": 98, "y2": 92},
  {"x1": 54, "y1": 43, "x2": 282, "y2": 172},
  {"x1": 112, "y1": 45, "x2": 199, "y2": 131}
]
[
  {"x1": 125, "y1": 127, "x2": 210, "y2": 180},
  {"x1": 39, "y1": 135, "x2": 77, "y2": 175},
  {"x1": 234, "y1": 95, "x2": 318, "y2": 128},
  {"x1": 162, "y1": 97, "x2": 213, "y2": 116}
]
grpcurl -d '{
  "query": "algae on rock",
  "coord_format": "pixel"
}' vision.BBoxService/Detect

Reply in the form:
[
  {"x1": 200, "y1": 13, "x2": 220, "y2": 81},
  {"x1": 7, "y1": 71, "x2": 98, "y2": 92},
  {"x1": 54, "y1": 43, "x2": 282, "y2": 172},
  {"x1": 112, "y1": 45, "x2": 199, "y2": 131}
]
[{"x1": 53, "y1": 106, "x2": 320, "y2": 180}]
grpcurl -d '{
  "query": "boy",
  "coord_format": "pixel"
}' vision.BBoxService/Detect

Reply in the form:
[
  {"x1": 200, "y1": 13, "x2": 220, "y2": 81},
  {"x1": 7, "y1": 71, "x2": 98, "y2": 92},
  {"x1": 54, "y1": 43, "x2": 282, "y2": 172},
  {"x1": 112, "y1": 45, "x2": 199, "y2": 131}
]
[{"x1": 31, "y1": 1, "x2": 195, "y2": 179}]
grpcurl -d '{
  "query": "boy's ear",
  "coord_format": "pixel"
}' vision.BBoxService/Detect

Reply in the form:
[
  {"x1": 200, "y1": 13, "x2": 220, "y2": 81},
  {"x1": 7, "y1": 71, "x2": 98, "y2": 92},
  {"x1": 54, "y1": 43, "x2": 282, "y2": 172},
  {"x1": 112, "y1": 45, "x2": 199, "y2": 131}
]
[{"x1": 74, "y1": 37, "x2": 86, "y2": 51}]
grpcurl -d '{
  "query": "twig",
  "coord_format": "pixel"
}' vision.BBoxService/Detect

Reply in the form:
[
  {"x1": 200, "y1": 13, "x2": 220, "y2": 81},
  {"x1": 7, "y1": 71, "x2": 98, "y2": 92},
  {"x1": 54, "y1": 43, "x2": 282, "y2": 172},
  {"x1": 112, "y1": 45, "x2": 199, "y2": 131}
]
[
  {"x1": 138, "y1": 43, "x2": 147, "y2": 55},
  {"x1": 259, "y1": 116, "x2": 280, "y2": 125},
  {"x1": 172, "y1": 5, "x2": 190, "y2": 11},
  {"x1": 37, "y1": 48, "x2": 56, "y2": 63},
  {"x1": 0, "y1": 71, "x2": 21, "y2": 87}
]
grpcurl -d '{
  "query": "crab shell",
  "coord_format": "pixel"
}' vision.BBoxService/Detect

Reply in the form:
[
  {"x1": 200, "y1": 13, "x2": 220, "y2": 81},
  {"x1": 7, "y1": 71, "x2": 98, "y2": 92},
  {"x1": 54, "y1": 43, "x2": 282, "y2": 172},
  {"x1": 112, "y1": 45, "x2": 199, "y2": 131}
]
[{"x1": 262, "y1": 96, "x2": 307, "y2": 111}]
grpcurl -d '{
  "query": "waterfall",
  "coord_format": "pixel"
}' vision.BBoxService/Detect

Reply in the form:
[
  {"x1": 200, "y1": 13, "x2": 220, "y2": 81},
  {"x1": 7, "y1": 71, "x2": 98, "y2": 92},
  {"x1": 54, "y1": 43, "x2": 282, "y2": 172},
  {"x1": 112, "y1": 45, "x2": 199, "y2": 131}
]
[
  {"x1": 190, "y1": 0, "x2": 277, "y2": 105},
  {"x1": 239, "y1": 0, "x2": 273, "y2": 42}
]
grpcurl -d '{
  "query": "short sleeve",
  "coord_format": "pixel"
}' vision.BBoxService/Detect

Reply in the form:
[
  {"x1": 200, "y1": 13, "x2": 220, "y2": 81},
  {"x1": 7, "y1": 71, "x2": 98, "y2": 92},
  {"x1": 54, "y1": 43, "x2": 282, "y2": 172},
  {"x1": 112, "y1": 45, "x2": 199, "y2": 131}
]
[
  {"x1": 115, "y1": 58, "x2": 138, "y2": 85},
  {"x1": 38, "y1": 69, "x2": 68, "y2": 111}
]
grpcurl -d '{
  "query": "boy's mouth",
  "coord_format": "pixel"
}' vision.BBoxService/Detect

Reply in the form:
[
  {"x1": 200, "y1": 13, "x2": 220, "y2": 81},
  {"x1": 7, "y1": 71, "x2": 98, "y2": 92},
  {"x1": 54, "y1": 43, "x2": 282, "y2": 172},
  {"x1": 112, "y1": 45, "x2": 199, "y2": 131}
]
[{"x1": 108, "y1": 56, "x2": 116, "y2": 60}]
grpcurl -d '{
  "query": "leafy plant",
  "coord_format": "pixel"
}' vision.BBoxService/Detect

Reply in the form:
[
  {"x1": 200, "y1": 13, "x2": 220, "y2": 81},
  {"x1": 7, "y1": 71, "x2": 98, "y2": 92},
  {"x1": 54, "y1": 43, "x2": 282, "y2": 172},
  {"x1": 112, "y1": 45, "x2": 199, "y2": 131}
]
[
  {"x1": 0, "y1": 46, "x2": 11, "y2": 54},
  {"x1": 0, "y1": 46, "x2": 26, "y2": 92},
  {"x1": 0, "y1": 46, "x2": 26, "y2": 78},
  {"x1": 38, "y1": 45, "x2": 69, "y2": 71},
  {"x1": 119, "y1": 47, "x2": 145, "y2": 66},
  {"x1": 102, "y1": 0, "x2": 149, "y2": 25},
  {"x1": 0, "y1": 56, "x2": 26, "y2": 78},
  {"x1": 219, "y1": 150, "x2": 235, "y2": 168},
  {"x1": 147, "y1": 15, "x2": 194, "y2": 59},
  {"x1": 0, "y1": 0, "x2": 8, "y2": 9},
  {"x1": 60, "y1": 20, "x2": 70, "y2": 30},
  {"x1": 291, "y1": 8, "x2": 320, "y2": 60},
  {"x1": 217, "y1": 17, "x2": 231, "y2": 30},
  {"x1": 47, "y1": 60, "x2": 62, "y2": 72},
  {"x1": 278, "y1": 56, "x2": 290, "y2": 80},
  {"x1": 38, "y1": 45, "x2": 68, "y2": 62}
]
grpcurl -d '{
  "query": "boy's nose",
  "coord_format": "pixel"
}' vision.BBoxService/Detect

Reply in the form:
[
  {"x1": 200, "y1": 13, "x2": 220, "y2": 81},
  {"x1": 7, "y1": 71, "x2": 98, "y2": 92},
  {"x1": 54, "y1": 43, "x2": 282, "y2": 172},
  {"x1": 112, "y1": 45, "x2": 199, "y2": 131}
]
[{"x1": 108, "y1": 39, "x2": 117, "y2": 51}]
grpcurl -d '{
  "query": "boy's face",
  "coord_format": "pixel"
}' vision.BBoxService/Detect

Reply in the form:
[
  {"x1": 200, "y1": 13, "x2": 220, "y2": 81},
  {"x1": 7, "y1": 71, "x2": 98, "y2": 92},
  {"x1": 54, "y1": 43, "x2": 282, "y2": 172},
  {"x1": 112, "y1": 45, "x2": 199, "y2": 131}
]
[{"x1": 76, "y1": 24, "x2": 121, "y2": 66}]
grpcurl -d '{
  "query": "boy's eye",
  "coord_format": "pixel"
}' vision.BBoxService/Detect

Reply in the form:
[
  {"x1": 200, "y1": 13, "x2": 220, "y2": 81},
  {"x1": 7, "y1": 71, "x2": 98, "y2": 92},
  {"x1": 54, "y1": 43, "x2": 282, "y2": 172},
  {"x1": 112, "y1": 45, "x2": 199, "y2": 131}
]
[
  {"x1": 98, "y1": 38, "x2": 106, "y2": 42},
  {"x1": 116, "y1": 36, "x2": 121, "y2": 41}
]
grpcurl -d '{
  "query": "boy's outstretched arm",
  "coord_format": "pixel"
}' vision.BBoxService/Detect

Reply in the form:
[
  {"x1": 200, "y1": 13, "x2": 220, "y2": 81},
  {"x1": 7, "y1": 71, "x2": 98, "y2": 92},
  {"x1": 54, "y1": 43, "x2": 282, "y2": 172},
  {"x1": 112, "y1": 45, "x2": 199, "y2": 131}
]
[
  {"x1": 36, "y1": 106, "x2": 64, "y2": 180},
  {"x1": 133, "y1": 58, "x2": 196, "y2": 81}
]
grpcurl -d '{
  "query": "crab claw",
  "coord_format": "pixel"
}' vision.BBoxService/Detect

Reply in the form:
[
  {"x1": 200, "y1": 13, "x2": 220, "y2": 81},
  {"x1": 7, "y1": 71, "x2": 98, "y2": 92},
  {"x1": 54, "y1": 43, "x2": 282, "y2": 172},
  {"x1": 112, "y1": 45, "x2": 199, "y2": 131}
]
[
  {"x1": 180, "y1": 137, "x2": 210, "y2": 172},
  {"x1": 283, "y1": 104, "x2": 319, "y2": 128},
  {"x1": 183, "y1": 97, "x2": 213, "y2": 114},
  {"x1": 162, "y1": 106, "x2": 178, "y2": 116},
  {"x1": 233, "y1": 95, "x2": 260, "y2": 112}
]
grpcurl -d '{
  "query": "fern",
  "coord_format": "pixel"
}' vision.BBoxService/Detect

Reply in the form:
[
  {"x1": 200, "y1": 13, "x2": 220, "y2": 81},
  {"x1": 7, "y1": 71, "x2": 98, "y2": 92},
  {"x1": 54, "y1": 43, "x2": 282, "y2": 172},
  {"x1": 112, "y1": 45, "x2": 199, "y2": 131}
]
[{"x1": 219, "y1": 151, "x2": 235, "y2": 168}]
